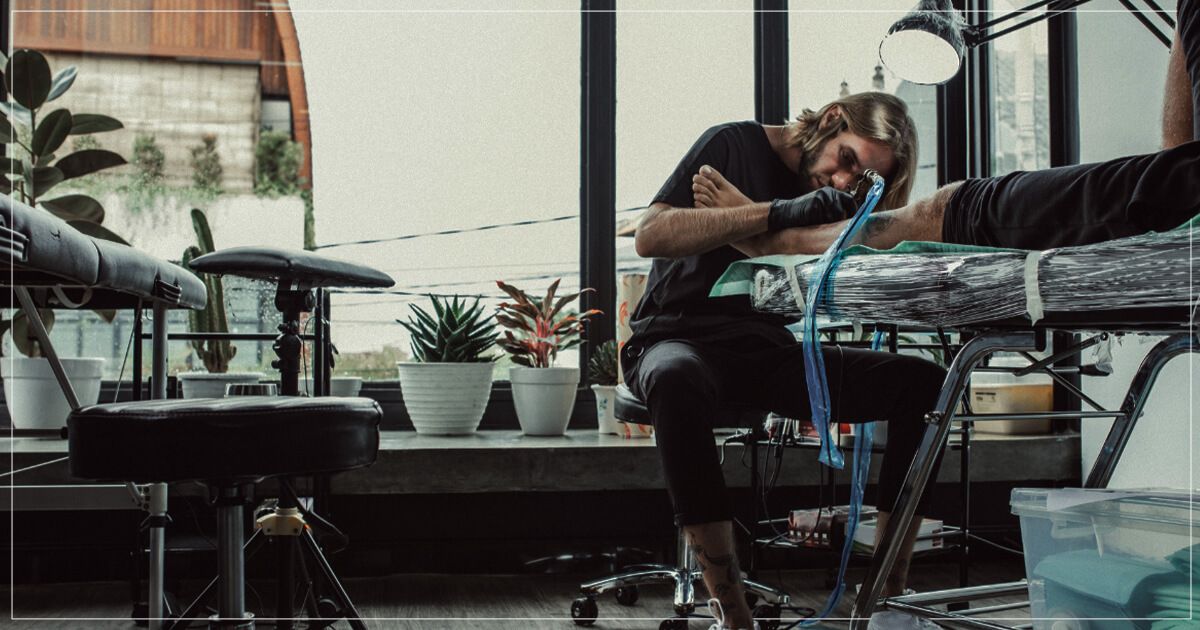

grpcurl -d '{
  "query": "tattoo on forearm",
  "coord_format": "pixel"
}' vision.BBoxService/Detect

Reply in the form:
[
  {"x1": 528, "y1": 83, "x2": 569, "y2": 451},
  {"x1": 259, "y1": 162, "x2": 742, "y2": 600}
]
[{"x1": 863, "y1": 212, "x2": 896, "y2": 239}]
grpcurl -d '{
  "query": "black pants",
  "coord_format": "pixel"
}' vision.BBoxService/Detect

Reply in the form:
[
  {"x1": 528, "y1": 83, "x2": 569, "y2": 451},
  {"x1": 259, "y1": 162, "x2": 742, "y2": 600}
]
[
  {"x1": 944, "y1": 140, "x2": 1200, "y2": 249},
  {"x1": 623, "y1": 337, "x2": 947, "y2": 527}
]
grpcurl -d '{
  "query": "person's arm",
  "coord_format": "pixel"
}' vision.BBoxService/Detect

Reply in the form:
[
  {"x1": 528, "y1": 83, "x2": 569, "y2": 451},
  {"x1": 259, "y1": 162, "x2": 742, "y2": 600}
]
[
  {"x1": 733, "y1": 184, "x2": 960, "y2": 257},
  {"x1": 634, "y1": 200, "x2": 771, "y2": 259},
  {"x1": 1163, "y1": 28, "x2": 1194, "y2": 149}
]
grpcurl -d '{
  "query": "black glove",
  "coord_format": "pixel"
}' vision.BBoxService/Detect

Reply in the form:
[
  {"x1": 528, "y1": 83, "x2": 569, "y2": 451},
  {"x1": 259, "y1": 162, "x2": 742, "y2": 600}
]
[{"x1": 767, "y1": 187, "x2": 857, "y2": 231}]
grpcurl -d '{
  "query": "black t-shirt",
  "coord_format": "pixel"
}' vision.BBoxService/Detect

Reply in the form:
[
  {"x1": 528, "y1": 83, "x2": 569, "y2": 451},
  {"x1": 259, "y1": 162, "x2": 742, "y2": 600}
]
[
  {"x1": 628, "y1": 121, "x2": 806, "y2": 348},
  {"x1": 1181, "y1": 0, "x2": 1200, "y2": 139}
]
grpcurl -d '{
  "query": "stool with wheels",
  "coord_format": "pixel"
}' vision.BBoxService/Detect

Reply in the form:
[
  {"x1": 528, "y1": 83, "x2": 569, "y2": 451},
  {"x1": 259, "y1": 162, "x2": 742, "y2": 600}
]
[{"x1": 572, "y1": 384, "x2": 789, "y2": 630}]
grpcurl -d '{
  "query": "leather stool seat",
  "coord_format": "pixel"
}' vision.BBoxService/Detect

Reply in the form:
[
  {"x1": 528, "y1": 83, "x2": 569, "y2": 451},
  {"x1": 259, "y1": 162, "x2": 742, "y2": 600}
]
[
  {"x1": 614, "y1": 384, "x2": 650, "y2": 424},
  {"x1": 68, "y1": 396, "x2": 381, "y2": 483}
]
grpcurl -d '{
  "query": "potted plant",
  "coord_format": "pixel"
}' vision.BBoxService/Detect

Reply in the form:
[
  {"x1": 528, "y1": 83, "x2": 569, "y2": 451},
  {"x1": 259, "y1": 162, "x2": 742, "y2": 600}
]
[
  {"x1": 2, "y1": 49, "x2": 130, "y2": 428},
  {"x1": 2, "y1": 312, "x2": 105, "y2": 430},
  {"x1": 396, "y1": 295, "x2": 497, "y2": 434},
  {"x1": 495, "y1": 279, "x2": 601, "y2": 436},
  {"x1": 589, "y1": 340, "x2": 621, "y2": 435},
  {"x1": 178, "y1": 208, "x2": 263, "y2": 397}
]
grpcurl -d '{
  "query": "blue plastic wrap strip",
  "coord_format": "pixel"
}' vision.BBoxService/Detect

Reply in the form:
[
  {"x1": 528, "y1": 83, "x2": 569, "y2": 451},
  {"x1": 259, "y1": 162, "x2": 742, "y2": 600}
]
[
  {"x1": 803, "y1": 330, "x2": 882, "y2": 626},
  {"x1": 800, "y1": 178, "x2": 886, "y2": 469}
]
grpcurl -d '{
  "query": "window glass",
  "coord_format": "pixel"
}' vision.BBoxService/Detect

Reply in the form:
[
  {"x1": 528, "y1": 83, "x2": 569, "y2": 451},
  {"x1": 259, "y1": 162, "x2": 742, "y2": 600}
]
[
  {"x1": 1077, "y1": 0, "x2": 1176, "y2": 160},
  {"x1": 987, "y1": 0, "x2": 1051, "y2": 175},
  {"x1": 294, "y1": 0, "x2": 580, "y2": 380},
  {"x1": 10, "y1": 0, "x2": 291, "y2": 379},
  {"x1": 616, "y1": 0, "x2": 756, "y2": 278},
  {"x1": 8, "y1": 1, "x2": 581, "y2": 382}
]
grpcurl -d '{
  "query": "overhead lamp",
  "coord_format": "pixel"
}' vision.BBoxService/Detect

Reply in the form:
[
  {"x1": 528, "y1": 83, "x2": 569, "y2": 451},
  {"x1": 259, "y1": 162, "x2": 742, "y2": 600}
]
[
  {"x1": 879, "y1": 0, "x2": 967, "y2": 86},
  {"x1": 879, "y1": 0, "x2": 1175, "y2": 86}
]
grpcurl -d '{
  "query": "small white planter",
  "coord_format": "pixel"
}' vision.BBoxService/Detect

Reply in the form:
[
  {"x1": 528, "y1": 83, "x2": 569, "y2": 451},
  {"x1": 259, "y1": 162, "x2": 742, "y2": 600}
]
[
  {"x1": 302, "y1": 376, "x2": 364, "y2": 397},
  {"x1": 397, "y1": 362, "x2": 494, "y2": 435},
  {"x1": 510, "y1": 366, "x2": 580, "y2": 436},
  {"x1": 591, "y1": 384, "x2": 620, "y2": 434},
  {"x1": 178, "y1": 372, "x2": 265, "y2": 399},
  {"x1": 3, "y1": 357, "x2": 105, "y2": 430}
]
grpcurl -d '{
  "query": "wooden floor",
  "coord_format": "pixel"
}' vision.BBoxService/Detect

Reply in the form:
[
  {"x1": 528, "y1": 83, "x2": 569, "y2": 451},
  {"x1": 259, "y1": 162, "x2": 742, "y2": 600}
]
[{"x1": 5, "y1": 560, "x2": 1028, "y2": 629}]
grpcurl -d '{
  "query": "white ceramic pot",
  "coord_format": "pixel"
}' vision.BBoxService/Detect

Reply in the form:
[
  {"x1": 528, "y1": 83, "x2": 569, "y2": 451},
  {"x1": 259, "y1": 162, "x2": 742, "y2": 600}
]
[
  {"x1": 302, "y1": 376, "x2": 364, "y2": 397},
  {"x1": 591, "y1": 384, "x2": 620, "y2": 434},
  {"x1": 510, "y1": 366, "x2": 580, "y2": 436},
  {"x1": 3, "y1": 357, "x2": 105, "y2": 430},
  {"x1": 177, "y1": 372, "x2": 265, "y2": 399},
  {"x1": 396, "y1": 362, "x2": 494, "y2": 435}
]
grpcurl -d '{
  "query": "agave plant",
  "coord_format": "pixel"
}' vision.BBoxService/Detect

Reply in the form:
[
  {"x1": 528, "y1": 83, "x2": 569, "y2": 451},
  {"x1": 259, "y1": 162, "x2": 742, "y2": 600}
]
[
  {"x1": 1, "y1": 49, "x2": 128, "y2": 357},
  {"x1": 398, "y1": 295, "x2": 497, "y2": 363},
  {"x1": 588, "y1": 339, "x2": 620, "y2": 386},
  {"x1": 181, "y1": 208, "x2": 236, "y2": 373},
  {"x1": 495, "y1": 279, "x2": 601, "y2": 369}
]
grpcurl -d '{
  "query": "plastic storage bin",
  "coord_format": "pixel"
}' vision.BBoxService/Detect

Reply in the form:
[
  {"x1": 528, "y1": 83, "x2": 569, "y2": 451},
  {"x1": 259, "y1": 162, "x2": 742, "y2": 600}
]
[{"x1": 1011, "y1": 488, "x2": 1197, "y2": 629}]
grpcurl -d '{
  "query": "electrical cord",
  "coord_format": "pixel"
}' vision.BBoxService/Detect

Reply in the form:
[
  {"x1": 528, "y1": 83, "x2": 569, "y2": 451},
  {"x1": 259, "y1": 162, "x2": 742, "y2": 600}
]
[{"x1": 110, "y1": 313, "x2": 137, "y2": 402}]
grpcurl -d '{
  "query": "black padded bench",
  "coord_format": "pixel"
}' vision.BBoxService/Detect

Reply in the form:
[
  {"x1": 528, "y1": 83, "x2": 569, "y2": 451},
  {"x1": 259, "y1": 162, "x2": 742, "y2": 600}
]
[{"x1": 3, "y1": 195, "x2": 394, "y2": 629}]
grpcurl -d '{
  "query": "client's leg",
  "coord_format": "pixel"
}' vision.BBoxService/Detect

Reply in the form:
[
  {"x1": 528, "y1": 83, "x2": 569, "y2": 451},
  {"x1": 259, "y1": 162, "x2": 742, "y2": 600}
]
[
  {"x1": 626, "y1": 340, "x2": 756, "y2": 629},
  {"x1": 744, "y1": 139, "x2": 1200, "y2": 255},
  {"x1": 739, "y1": 182, "x2": 960, "y2": 256}
]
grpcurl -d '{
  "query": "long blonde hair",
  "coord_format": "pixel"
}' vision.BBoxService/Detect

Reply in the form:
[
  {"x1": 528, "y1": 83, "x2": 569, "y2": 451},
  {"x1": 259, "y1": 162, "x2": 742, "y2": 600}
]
[{"x1": 787, "y1": 92, "x2": 918, "y2": 209}]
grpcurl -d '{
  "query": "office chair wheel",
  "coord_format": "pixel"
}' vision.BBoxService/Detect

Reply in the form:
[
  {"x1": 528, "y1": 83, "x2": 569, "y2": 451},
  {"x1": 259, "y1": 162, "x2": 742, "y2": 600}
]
[
  {"x1": 571, "y1": 596, "x2": 598, "y2": 626},
  {"x1": 615, "y1": 585, "x2": 639, "y2": 606},
  {"x1": 754, "y1": 604, "x2": 782, "y2": 630},
  {"x1": 659, "y1": 618, "x2": 689, "y2": 630},
  {"x1": 315, "y1": 596, "x2": 344, "y2": 625}
]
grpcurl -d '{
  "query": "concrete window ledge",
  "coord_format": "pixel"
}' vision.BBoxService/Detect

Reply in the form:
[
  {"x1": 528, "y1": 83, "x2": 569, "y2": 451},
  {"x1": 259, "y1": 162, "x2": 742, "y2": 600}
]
[{"x1": 3, "y1": 430, "x2": 1080, "y2": 501}]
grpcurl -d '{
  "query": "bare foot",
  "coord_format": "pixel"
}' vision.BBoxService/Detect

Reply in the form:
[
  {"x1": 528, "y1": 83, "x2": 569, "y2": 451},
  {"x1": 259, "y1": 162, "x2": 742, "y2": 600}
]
[{"x1": 692, "y1": 165, "x2": 753, "y2": 208}]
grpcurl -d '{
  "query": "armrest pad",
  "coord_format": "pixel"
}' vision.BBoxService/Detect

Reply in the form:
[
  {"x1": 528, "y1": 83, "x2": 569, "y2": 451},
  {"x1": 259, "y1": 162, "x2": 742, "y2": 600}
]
[{"x1": 189, "y1": 246, "x2": 394, "y2": 289}]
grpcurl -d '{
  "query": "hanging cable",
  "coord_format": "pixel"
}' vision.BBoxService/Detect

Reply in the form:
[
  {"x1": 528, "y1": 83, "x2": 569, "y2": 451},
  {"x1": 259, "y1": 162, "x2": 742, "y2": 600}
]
[{"x1": 313, "y1": 206, "x2": 646, "y2": 251}]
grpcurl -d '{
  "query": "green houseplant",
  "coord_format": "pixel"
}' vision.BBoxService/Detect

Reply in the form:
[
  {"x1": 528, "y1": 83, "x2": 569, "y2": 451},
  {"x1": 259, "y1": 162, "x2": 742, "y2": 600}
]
[
  {"x1": 395, "y1": 295, "x2": 498, "y2": 434},
  {"x1": 176, "y1": 208, "x2": 263, "y2": 397},
  {"x1": 495, "y1": 279, "x2": 600, "y2": 436},
  {"x1": 588, "y1": 339, "x2": 621, "y2": 434},
  {"x1": 2, "y1": 49, "x2": 128, "y2": 429}
]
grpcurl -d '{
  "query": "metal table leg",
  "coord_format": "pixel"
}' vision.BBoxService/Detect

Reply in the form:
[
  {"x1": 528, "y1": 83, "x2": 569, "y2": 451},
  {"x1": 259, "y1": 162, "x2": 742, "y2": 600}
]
[{"x1": 849, "y1": 331, "x2": 1040, "y2": 629}]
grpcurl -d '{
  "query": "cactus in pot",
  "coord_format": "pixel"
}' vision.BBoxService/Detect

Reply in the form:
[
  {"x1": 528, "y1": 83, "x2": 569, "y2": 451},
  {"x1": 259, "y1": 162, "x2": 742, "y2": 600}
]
[
  {"x1": 396, "y1": 295, "x2": 498, "y2": 434},
  {"x1": 177, "y1": 208, "x2": 263, "y2": 397}
]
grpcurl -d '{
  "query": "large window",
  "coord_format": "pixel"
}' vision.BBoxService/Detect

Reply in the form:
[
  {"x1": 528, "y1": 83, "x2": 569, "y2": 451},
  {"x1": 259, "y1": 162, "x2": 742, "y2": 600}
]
[
  {"x1": 789, "y1": 0, "x2": 939, "y2": 199},
  {"x1": 292, "y1": 1, "x2": 580, "y2": 380}
]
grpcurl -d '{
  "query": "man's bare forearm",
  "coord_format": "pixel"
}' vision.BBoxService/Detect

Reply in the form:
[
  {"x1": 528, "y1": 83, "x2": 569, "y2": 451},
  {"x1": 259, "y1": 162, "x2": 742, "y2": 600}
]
[
  {"x1": 635, "y1": 202, "x2": 771, "y2": 259},
  {"x1": 732, "y1": 184, "x2": 958, "y2": 257},
  {"x1": 1163, "y1": 30, "x2": 1194, "y2": 149}
]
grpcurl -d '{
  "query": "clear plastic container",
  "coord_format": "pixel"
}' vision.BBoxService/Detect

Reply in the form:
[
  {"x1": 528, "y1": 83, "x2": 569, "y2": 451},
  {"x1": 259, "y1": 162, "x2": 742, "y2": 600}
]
[
  {"x1": 1010, "y1": 487, "x2": 1197, "y2": 629},
  {"x1": 970, "y1": 353, "x2": 1053, "y2": 435}
]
